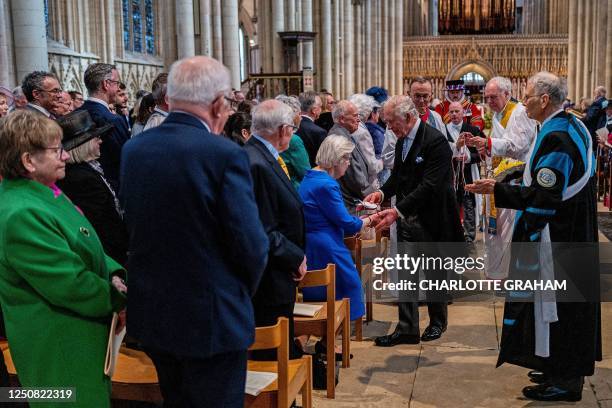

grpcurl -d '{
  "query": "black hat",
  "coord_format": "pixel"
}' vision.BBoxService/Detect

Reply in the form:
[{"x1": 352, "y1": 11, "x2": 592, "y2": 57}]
[
  {"x1": 444, "y1": 80, "x2": 465, "y2": 91},
  {"x1": 56, "y1": 110, "x2": 113, "y2": 151}
]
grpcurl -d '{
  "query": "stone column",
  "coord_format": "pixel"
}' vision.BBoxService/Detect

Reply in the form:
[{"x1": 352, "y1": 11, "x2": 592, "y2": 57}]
[
  {"x1": 429, "y1": 0, "x2": 438, "y2": 35},
  {"x1": 175, "y1": 0, "x2": 195, "y2": 59},
  {"x1": 389, "y1": 0, "x2": 396, "y2": 95},
  {"x1": 364, "y1": 0, "x2": 372, "y2": 89},
  {"x1": 567, "y1": 0, "x2": 577, "y2": 101},
  {"x1": 606, "y1": 0, "x2": 612, "y2": 95},
  {"x1": 593, "y1": 0, "x2": 606, "y2": 88},
  {"x1": 354, "y1": 2, "x2": 362, "y2": 92},
  {"x1": 396, "y1": 0, "x2": 403, "y2": 95},
  {"x1": 302, "y1": 0, "x2": 313, "y2": 69},
  {"x1": 221, "y1": 0, "x2": 240, "y2": 88},
  {"x1": 575, "y1": 0, "x2": 585, "y2": 99},
  {"x1": 66, "y1": 0, "x2": 75, "y2": 49},
  {"x1": 212, "y1": 0, "x2": 223, "y2": 61},
  {"x1": 333, "y1": 0, "x2": 341, "y2": 95},
  {"x1": 0, "y1": 0, "x2": 13, "y2": 86},
  {"x1": 320, "y1": 0, "x2": 332, "y2": 90},
  {"x1": 11, "y1": 0, "x2": 48, "y2": 82},
  {"x1": 382, "y1": 0, "x2": 389, "y2": 90},
  {"x1": 272, "y1": 0, "x2": 285, "y2": 72},
  {"x1": 582, "y1": 0, "x2": 593, "y2": 95},
  {"x1": 200, "y1": 0, "x2": 212, "y2": 56},
  {"x1": 105, "y1": 0, "x2": 115, "y2": 63},
  {"x1": 343, "y1": 0, "x2": 354, "y2": 96}
]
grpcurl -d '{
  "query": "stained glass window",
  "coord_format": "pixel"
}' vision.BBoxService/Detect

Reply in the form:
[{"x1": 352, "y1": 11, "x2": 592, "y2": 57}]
[
  {"x1": 44, "y1": 0, "x2": 50, "y2": 37},
  {"x1": 145, "y1": 0, "x2": 155, "y2": 54},
  {"x1": 122, "y1": 0, "x2": 130, "y2": 50},
  {"x1": 132, "y1": 0, "x2": 142, "y2": 53}
]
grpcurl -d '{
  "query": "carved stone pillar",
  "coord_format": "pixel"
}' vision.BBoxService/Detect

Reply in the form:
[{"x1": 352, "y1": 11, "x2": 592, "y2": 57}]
[
  {"x1": 320, "y1": 0, "x2": 332, "y2": 90},
  {"x1": 272, "y1": 0, "x2": 284, "y2": 71},
  {"x1": 343, "y1": 0, "x2": 354, "y2": 96},
  {"x1": 302, "y1": 0, "x2": 313, "y2": 69},
  {"x1": 606, "y1": 0, "x2": 612, "y2": 95},
  {"x1": 222, "y1": 0, "x2": 240, "y2": 88},
  {"x1": 200, "y1": 0, "x2": 212, "y2": 56},
  {"x1": 11, "y1": 0, "x2": 48, "y2": 82},
  {"x1": 395, "y1": 0, "x2": 403, "y2": 94},
  {"x1": 212, "y1": 0, "x2": 223, "y2": 61},
  {"x1": 175, "y1": 0, "x2": 195, "y2": 59},
  {"x1": 567, "y1": 0, "x2": 578, "y2": 101}
]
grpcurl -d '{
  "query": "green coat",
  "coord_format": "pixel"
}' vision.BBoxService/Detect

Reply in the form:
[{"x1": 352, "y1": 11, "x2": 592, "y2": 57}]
[
  {"x1": 280, "y1": 134, "x2": 312, "y2": 191},
  {"x1": 0, "y1": 179, "x2": 126, "y2": 407}
]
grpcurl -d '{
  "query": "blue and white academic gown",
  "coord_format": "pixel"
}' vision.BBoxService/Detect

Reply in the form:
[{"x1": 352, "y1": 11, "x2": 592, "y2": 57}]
[{"x1": 492, "y1": 110, "x2": 601, "y2": 378}]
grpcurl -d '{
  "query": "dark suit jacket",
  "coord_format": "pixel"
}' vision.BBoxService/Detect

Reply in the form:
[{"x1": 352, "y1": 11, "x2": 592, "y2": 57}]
[
  {"x1": 244, "y1": 137, "x2": 306, "y2": 307},
  {"x1": 315, "y1": 111, "x2": 334, "y2": 132},
  {"x1": 381, "y1": 121, "x2": 464, "y2": 242},
  {"x1": 120, "y1": 112, "x2": 269, "y2": 358},
  {"x1": 445, "y1": 122, "x2": 483, "y2": 185},
  {"x1": 57, "y1": 162, "x2": 128, "y2": 266},
  {"x1": 78, "y1": 100, "x2": 129, "y2": 188},
  {"x1": 297, "y1": 116, "x2": 327, "y2": 167}
]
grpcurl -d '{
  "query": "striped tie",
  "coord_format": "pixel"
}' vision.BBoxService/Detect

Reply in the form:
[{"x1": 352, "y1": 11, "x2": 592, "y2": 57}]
[{"x1": 277, "y1": 156, "x2": 290, "y2": 179}]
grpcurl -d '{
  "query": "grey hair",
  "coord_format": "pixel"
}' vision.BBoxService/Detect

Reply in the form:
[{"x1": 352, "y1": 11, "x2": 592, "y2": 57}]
[
  {"x1": 67, "y1": 138, "x2": 99, "y2": 164},
  {"x1": 12, "y1": 86, "x2": 24, "y2": 97},
  {"x1": 594, "y1": 86, "x2": 607, "y2": 96},
  {"x1": 167, "y1": 56, "x2": 231, "y2": 106},
  {"x1": 348, "y1": 94, "x2": 377, "y2": 122},
  {"x1": 316, "y1": 134, "x2": 355, "y2": 168},
  {"x1": 21, "y1": 71, "x2": 57, "y2": 101},
  {"x1": 298, "y1": 90, "x2": 320, "y2": 113},
  {"x1": 487, "y1": 76, "x2": 512, "y2": 95},
  {"x1": 251, "y1": 99, "x2": 294, "y2": 137},
  {"x1": 528, "y1": 71, "x2": 567, "y2": 107},
  {"x1": 84, "y1": 63, "x2": 116, "y2": 94},
  {"x1": 331, "y1": 100, "x2": 356, "y2": 122},
  {"x1": 275, "y1": 94, "x2": 301, "y2": 116},
  {"x1": 384, "y1": 95, "x2": 419, "y2": 120}
]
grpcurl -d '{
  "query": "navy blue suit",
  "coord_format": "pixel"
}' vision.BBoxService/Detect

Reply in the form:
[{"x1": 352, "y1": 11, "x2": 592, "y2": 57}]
[
  {"x1": 78, "y1": 100, "x2": 130, "y2": 187},
  {"x1": 120, "y1": 112, "x2": 269, "y2": 406}
]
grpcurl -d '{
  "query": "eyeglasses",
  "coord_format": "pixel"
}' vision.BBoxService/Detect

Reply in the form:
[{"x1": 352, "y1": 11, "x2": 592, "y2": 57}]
[
  {"x1": 40, "y1": 144, "x2": 65, "y2": 159},
  {"x1": 105, "y1": 79, "x2": 121, "y2": 86},
  {"x1": 280, "y1": 123, "x2": 298, "y2": 131},
  {"x1": 36, "y1": 88, "x2": 63, "y2": 95},
  {"x1": 484, "y1": 94, "x2": 501, "y2": 100},
  {"x1": 340, "y1": 155, "x2": 351, "y2": 164},
  {"x1": 411, "y1": 93, "x2": 430, "y2": 100},
  {"x1": 523, "y1": 93, "x2": 543, "y2": 102}
]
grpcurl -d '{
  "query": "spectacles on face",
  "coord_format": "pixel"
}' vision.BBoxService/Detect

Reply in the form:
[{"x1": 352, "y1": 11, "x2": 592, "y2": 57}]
[
  {"x1": 280, "y1": 123, "x2": 298, "y2": 132},
  {"x1": 340, "y1": 154, "x2": 351, "y2": 164},
  {"x1": 105, "y1": 79, "x2": 121, "y2": 87},
  {"x1": 40, "y1": 144, "x2": 65, "y2": 159},
  {"x1": 411, "y1": 93, "x2": 430, "y2": 101},
  {"x1": 36, "y1": 88, "x2": 63, "y2": 96},
  {"x1": 484, "y1": 94, "x2": 501, "y2": 101},
  {"x1": 522, "y1": 93, "x2": 543, "y2": 103}
]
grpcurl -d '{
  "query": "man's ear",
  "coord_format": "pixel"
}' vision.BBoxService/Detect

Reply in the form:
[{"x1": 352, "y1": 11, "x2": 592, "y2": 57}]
[{"x1": 210, "y1": 95, "x2": 225, "y2": 118}]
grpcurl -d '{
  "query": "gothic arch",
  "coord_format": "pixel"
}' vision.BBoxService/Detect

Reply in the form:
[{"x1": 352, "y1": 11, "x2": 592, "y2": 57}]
[{"x1": 446, "y1": 60, "x2": 496, "y2": 83}]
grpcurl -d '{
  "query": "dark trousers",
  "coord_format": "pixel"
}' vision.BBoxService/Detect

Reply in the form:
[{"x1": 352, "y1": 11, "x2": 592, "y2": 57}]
[
  {"x1": 144, "y1": 348, "x2": 247, "y2": 408},
  {"x1": 253, "y1": 302, "x2": 302, "y2": 360},
  {"x1": 395, "y1": 217, "x2": 449, "y2": 335},
  {"x1": 457, "y1": 190, "x2": 476, "y2": 242}
]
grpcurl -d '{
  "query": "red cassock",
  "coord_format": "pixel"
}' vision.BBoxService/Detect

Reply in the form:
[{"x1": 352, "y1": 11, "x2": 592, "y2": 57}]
[{"x1": 435, "y1": 100, "x2": 484, "y2": 131}]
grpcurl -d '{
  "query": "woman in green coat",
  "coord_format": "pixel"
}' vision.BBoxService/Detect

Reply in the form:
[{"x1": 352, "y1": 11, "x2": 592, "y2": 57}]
[{"x1": 0, "y1": 110, "x2": 126, "y2": 407}]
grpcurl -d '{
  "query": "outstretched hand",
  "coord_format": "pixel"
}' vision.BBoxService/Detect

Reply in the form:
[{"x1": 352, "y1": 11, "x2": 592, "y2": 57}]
[
  {"x1": 464, "y1": 179, "x2": 496, "y2": 194},
  {"x1": 369, "y1": 208, "x2": 399, "y2": 231}
]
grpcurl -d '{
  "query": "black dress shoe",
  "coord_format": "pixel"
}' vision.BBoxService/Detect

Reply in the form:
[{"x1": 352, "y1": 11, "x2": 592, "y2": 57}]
[
  {"x1": 527, "y1": 370, "x2": 547, "y2": 384},
  {"x1": 374, "y1": 331, "x2": 420, "y2": 347},
  {"x1": 522, "y1": 384, "x2": 582, "y2": 402},
  {"x1": 421, "y1": 325, "x2": 444, "y2": 341},
  {"x1": 314, "y1": 341, "x2": 353, "y2": 361}
]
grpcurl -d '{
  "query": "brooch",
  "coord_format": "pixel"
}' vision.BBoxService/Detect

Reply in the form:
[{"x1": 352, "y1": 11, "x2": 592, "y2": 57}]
[{"x1": 79, "y1": 227, "x2": 90, "y2": 237}]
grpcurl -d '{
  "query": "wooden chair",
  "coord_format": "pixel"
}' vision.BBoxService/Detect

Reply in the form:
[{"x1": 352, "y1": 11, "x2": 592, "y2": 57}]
[
  {"x1": 294, "y1": 264, "x2": 350, "y2": 399},
  {"x1": 344, "y1": 235, "x2": 365, "y2": 341},
  {"x1": 0, "y1": 340, "x2": 162, "y2": 403},
  {"x1": 245, "y1": 317, "x2": 312, "y2": 408}
]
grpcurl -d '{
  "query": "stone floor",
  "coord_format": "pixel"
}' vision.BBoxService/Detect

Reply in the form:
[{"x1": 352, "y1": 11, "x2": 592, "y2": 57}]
[
  {"x1": 308, "y1": 209, "x2": 612, "y2": 407},
  {"x1": 310, "y1": 301, "x2": 611, "y2": 408}
]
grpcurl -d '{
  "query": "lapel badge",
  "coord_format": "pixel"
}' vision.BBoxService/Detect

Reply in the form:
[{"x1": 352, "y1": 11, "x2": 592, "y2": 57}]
[{"x1": 79, "y1": 227, "x2": 90, "y2": 237}]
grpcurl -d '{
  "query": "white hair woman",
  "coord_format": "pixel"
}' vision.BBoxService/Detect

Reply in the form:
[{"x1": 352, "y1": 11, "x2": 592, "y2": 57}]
[{"x1": 299, "y1": 135, "x2": 377, "y2": 327}]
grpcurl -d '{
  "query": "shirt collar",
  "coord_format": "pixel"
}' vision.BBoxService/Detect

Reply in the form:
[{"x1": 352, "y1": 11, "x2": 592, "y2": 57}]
[
  {"x1": 540, "y1": 108, "x2": 564, "y2": 128},
  {"x1": 252, "y1": 134, "x2": 279, "y2": 159},
  {"x1": 171, "y1": 110, "x2": 211, "y2": 133},
  {"x1": 405, "y1": 118, "x2": 421, "y2": 140},
  {"x1": 28, "y1": 103, "x2": 51, "y2": 117},
  {"x1": 87, "y1": 97, "x2": 111, "y2": 111},
  {"x1": 154, "y1": 107, "x2": 169, "y2": 117}
]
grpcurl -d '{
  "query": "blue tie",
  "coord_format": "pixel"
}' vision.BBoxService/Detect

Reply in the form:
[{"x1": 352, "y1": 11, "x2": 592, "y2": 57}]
[{"x1": 402, "y1": 137, "x2": 414, "y2": 162}]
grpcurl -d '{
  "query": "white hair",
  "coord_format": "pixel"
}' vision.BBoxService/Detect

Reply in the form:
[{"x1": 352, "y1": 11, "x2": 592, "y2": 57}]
[
  {"x1": 275, "y1": 95, "x2": 301, "y2": 116},
  {"x1": 67, "y1": 138, "x2": 99, "y2": 164},
  {"x1": 594, "y1": 86, "x2": 607, "y2": 96},
  {"x1": 528, "y1": 71, "x2": 568, "y2": 107},
  {"x1": 251, "y1": 99, "x2": 294, "y2": 137},
  {"x1": 316, "y1": 134, "x2": 355, "y2": 168},
  {"x1": 384, "y1": 95, "x2": 419, "y2": 120},
  {"x1": 331, "y1": 100, "x2": 355, "y2": 122},
  {"x1": 487, "y1": 76, "x2": 512, "y2": 95},
  {"x1": 348, "y1": 94, "x2": 377, "y2": 122},
  {"x1": 167, "y1": 56, "x2": 231, "y2": 106}
]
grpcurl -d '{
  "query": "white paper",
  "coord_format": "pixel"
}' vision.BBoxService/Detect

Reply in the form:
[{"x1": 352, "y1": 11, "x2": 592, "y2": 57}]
[
  {"x1": 293, "y1": 303, "x2": 323, "y2": 317},
  {"x1": 104, "y1": 313, "x2": 127, "y2": 377},
  {"x1": 245, "y1": 371, "x2": 278, "y2": 396}
]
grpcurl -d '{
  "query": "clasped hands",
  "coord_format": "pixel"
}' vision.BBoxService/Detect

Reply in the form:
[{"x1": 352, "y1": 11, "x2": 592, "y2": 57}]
[
  {"x1": 357, "y1": 191, "x2": 398, "y2": 231},
  {"x1": 457, "y1": 132, "x2": 488, "y2": 155}
]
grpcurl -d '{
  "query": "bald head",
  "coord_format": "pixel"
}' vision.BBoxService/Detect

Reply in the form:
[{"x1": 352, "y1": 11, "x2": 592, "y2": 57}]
[{"x1": 448, "y1": 101, "x2": 463, "y2": 125}]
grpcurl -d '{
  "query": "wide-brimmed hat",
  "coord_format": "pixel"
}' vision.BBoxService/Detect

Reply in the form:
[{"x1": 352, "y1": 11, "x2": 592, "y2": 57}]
[
  {"x1": 0, "y1": 86, "x2": 14, "y2": 105},
  {"x1": 56, "y1": 110, "x2": 113, "y2": 151},
  {"x1": 444, "y1": 80, "x2": 465, "y2": 91}
]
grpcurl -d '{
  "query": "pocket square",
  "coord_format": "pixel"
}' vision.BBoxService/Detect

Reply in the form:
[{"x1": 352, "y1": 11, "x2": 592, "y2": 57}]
[{"x1": 415, "y1": 156, "x2": 424, "y2": 164}]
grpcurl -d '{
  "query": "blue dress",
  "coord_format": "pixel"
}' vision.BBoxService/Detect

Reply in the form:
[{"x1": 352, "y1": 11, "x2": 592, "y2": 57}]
[{"x1": 298, "y1": 170, "x2": 365, "y2": 320}]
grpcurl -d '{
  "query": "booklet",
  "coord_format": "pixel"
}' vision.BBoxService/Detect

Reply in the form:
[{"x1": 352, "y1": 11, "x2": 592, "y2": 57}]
[
  {"x1": 245, "y1": 371, "x2": 278, "y2": 396},
  {"x1": 104, "y1": 312, "x2": 127, "y2": 377},
  {"x1": 293, "y1": 303, "x2": 323, "y2": 317}
]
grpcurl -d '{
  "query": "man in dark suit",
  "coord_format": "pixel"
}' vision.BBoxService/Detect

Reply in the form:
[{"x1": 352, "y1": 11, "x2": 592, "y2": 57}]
[
  {"x1": 78, "y1": 63, "x2": 130, "y2": 189},
  {"x1": 244, "y1": 99, "x2": 307, "y2": 359},
  {"x1": 120, "y1": 56, "x2": 269, "y2": 408},
  {"x1": 365, "y1": 95, "x2": 464, "y2": 346},
  {"x1": 445, "y1": 101, "x2": 483, "y2": 243},
  {"x1": 298, "y1": 90, "x2": 327, "y2": 166},
  {"x1": 20, "y1": 71, "x2": 63, "y2": 119}
]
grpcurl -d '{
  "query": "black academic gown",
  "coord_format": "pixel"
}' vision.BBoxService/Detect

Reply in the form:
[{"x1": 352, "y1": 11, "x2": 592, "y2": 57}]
[{"x1": 493, "y1": 112, "x2": 601, "y2": 378}]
